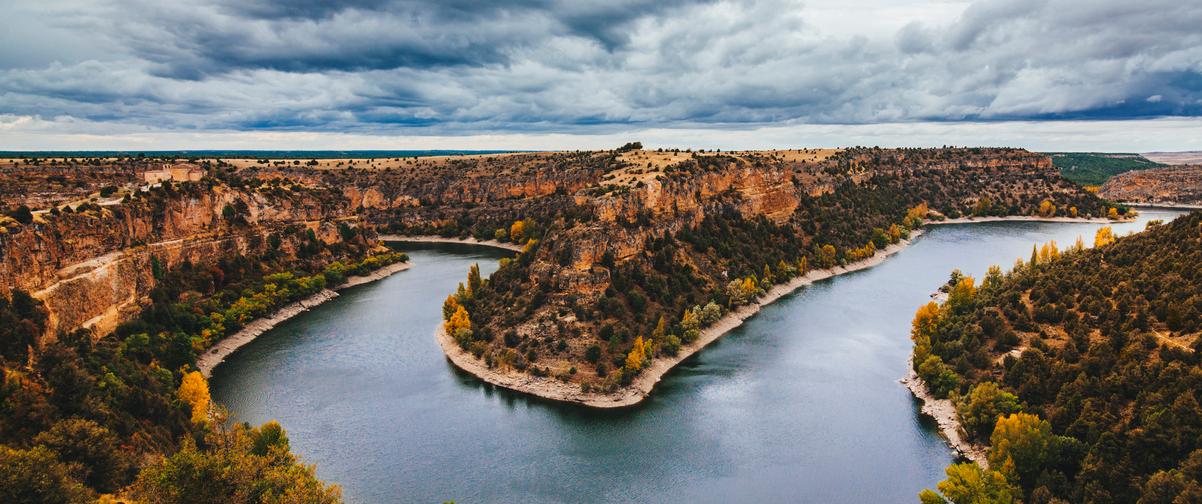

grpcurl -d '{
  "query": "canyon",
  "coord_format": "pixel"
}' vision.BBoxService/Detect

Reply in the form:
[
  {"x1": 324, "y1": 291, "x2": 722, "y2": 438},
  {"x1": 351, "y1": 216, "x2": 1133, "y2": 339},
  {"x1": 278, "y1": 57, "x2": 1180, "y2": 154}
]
[{"x1": 3, "y1": 148, "x2": 1123, "y2": 395}]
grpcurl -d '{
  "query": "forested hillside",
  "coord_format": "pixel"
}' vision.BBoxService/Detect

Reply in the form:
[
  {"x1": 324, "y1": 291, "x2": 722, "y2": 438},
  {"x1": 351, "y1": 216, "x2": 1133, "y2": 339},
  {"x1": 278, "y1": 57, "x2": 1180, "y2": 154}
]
[
  {"x1": 0, "y1": 169, "x2": 408, "y2": 501},
  {"x1": 1048, "y1": 152, "x2": 1163, "y2": 186},
  {"x1": 915, "y1": 212, "x2": 1202, "y2": 503}
]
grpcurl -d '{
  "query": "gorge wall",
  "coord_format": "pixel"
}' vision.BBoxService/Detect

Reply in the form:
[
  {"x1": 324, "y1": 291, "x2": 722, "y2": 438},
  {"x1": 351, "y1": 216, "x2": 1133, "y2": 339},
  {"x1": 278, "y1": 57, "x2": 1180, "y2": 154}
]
[{"x1": 0, "y1": 179, "x2": 367, "y2": 338}]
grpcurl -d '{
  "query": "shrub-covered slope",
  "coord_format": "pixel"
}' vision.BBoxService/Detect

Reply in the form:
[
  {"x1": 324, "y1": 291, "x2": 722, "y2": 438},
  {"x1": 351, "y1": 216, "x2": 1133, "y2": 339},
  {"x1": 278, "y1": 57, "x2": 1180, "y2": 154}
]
[{"x1": 915, "y1": 212, "x2": 1202, "y2": 503}]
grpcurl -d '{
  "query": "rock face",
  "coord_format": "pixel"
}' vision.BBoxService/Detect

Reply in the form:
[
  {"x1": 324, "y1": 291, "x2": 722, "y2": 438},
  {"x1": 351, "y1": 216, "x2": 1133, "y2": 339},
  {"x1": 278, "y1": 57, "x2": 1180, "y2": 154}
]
[
  {"x1": 0, "y1": 181, "x2": 366, "y2": 338},
  {"x1": 1099, "y1": 165, "x2": 1202, "y2": 205}
]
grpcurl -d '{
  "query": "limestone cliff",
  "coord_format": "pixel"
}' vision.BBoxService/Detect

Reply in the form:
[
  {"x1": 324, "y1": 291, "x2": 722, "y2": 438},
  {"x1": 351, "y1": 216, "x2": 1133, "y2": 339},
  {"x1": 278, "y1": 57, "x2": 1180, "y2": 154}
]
[{"x1": 0, "y1": 181, "x2": 366, "y2": 338}]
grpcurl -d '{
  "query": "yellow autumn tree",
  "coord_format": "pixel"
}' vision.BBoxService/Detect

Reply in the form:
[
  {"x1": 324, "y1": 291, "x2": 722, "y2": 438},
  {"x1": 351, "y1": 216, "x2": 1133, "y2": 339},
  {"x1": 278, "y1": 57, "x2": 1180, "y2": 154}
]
[
  {"x1": 178, "y1": 371, "x2": 210, "y2": 424},
  {"x1": 911, "y1": 302, "x2": 942, "y2": 362},
  {"x1": 445, "y1": 305, "x2": 471, "y2": 335},
  {"x1": 888, "y1": 223, "x2": 903, "y2": 242},
  {"x1": 625, "y1": 336, "x2": 652, "y2": 374},
  {"x1": 921, "y1": 462, "x2": 1017, "y2": 504},
  {"x1": 904, "y1": 203, "x2": 929, "y2": 228},
  {"x1": 1037, "y1": 199, "x2": 1056, "y2": 218},
  {"x1": 1038, "y1": 241, "x2": 1059, "y2": 263},
  {"x1": 1094, "y1": 226, "x2": 1115, "y2": 247},
  {"x1": 509, "y1": 220, "x2": 527, "y2": 244},
  {"x1": 1108, "y1": 207, "x2": 1120, "y2": 220},
  {"x1": 947, "y1": 277, "x2": 976, "y2": 311},
  {"x1": 989, "y1": 413, "x2": 1056, "y2": 491}
]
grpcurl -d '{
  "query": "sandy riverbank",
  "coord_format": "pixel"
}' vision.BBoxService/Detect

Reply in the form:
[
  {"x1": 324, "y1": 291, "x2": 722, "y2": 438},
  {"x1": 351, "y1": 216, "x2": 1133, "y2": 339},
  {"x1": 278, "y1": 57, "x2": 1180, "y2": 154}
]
[
  {"x1": 901, "y1": 357, "x2": 990, "y2": 467},
  {"x1": 379, "y1": 234, "x2": 523, "y2": 252},
  {"x1": 437, "y1": 229, "x2": 927, "y2": 408},
  {"x1": 198, "y1": 261, "x2": 411, "y2": 377},
  {"x1": 928, "y1": 215, "x2": 1131, "y2": 225}
]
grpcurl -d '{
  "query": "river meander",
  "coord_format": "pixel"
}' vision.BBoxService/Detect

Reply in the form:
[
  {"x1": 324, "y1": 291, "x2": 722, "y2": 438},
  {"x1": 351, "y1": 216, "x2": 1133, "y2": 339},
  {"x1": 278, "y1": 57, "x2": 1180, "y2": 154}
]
[{"x1": 210, "y1": 209, "x2": 1186, "y2": 503}]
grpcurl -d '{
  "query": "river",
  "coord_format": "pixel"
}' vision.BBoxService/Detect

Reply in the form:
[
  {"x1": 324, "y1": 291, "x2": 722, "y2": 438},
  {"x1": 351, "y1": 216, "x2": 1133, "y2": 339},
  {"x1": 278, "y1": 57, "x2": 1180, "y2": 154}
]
[{"x1": 209, "y1": 209, "x2": 1187, "y2": 503}]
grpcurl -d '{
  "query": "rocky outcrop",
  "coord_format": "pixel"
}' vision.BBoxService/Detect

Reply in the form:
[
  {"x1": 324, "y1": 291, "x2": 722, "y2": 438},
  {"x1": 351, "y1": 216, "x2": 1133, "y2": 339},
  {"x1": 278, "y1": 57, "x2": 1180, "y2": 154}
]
[
  {"x1": 0, "y1": 182, "x2": 366, "y2": 340},
  {"x1": 1100, "y1": 165, "x2": 1202, "y2": 205}
]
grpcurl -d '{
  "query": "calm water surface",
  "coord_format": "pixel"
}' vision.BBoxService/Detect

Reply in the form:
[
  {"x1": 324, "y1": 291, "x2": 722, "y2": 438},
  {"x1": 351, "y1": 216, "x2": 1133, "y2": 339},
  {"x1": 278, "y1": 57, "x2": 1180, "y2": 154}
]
[{"x1": 210, "y1": 209, "x2": 1186, "y2": 503}]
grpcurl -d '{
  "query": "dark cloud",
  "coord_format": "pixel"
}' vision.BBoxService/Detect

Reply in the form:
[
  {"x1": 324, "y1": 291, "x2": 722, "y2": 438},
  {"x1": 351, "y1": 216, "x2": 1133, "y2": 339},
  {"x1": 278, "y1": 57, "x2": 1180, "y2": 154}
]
[{"x1": 0, "y1": 0, "x2": 1199, "y2": 136}]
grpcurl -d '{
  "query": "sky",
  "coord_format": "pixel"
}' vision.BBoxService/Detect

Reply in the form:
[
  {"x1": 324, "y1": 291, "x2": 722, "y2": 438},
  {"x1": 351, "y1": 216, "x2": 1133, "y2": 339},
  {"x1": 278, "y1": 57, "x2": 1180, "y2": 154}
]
[{"x1": 1, "y1": 0, "x2": 1200, "y2": 151}]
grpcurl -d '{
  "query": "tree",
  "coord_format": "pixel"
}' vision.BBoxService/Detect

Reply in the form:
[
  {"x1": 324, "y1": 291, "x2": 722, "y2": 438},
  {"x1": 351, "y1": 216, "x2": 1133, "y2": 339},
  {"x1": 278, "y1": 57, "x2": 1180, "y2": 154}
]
[
  {"x1": 624, "y1": 336, "x2": 652, "y2": 375},
  {"x1": 872, "y1": 227, "x2": 891, "y2": 249},
  {"x1": 918, "y1": 354, "x2": 960, "y2": 398},
  {"x1": 466, "y1": 263, "x2": 482, "y2": 297},
  {"x1": 957, "y1": 382, "x2": 1022, "y2": 441},
  {"x1": 34, "y1": 419, "x2": 132, "y2": 492},
  {"x1": 989, "y1": 413, "x2": 1056, "y2": 491},
  {"x1": 920, "y1": 462, "x2": 1017, "y2": 503},
  {"x1": 1038, "y1": 241, "x2": 1059, "y2": 263},
  {"x1": 510, "y1": 220, "x2": 527, "y2": 244},
  {"x1": 0, "y1": 445, "x2": 92, "y2": 504},
  {"x1": 1038, "y1": 200, "x2": 1056, "y2": 218},
  {"x1": 442, "y1": 295, "x2": 459, "y2": 321},
  {"x1": 905, "y1": 203, "x2": 929, "y2": 229},
  {"x1": 132, "y1": 423, "x2": 341, "y2": 504},
  {"x1": 817, "y1": 244, "x2": 838, "y2": 269},
  {"x1": 651, "y1": 315, "x2": 668, "y2": 341},
  {"x1": 445, "y1": 306, "x2": 472, "y2": 339},
  {"x1": 178, "y1": 371, "x2": 210, "y2": 425},
  {"x1": 1094, "y1": 226, "x2": 1115, "y2": 247},
  {"x1": 982, "y1": 265, "x2": 1004, "y2": 291},
  {"x1": 251, "y1": 420, "x2": 289, "y2": 457},
  {"x1": 947, "y1": 277, "x2": 976, "y2": 313}
]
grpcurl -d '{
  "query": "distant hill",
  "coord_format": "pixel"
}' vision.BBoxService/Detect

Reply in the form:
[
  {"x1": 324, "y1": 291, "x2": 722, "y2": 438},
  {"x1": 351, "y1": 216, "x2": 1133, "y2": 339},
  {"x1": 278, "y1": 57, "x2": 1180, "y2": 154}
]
[
  {"x1": 1047, "y1": 152, "x2": 1163, "y2": 186},
  {"x1": 0, "y1": 149, "x2": 518, "y2": 159},
  {"x1": 1143, "y1": 151, "x2": 1202, "y2": 165}
]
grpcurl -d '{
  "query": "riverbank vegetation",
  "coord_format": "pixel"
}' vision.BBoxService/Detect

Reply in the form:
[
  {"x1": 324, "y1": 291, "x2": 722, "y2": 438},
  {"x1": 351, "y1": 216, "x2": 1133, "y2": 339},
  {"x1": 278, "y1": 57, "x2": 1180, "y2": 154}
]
[
  {"x1": 0, "y1": 245, "x2": 405, "y2": 500},
  {"x1": 0, "y1": 289, "x2": 344, "y2": 502},
  {"x1": 914, "y1": 211, "x2": 1202, "y2": 502}
]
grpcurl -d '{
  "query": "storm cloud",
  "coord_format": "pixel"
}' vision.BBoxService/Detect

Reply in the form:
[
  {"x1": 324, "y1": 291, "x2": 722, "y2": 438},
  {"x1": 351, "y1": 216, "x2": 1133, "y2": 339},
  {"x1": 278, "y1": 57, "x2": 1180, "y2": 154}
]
[{"x1": 1, "y1": 0, "x2": 1200, "y2": 138}]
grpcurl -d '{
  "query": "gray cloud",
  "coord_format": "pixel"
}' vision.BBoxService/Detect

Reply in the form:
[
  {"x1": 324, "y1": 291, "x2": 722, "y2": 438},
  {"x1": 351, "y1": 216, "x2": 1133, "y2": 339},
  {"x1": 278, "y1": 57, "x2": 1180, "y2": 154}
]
[{"x1": 0, "y1": 0, "x2": 1200, "y2": 137}]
